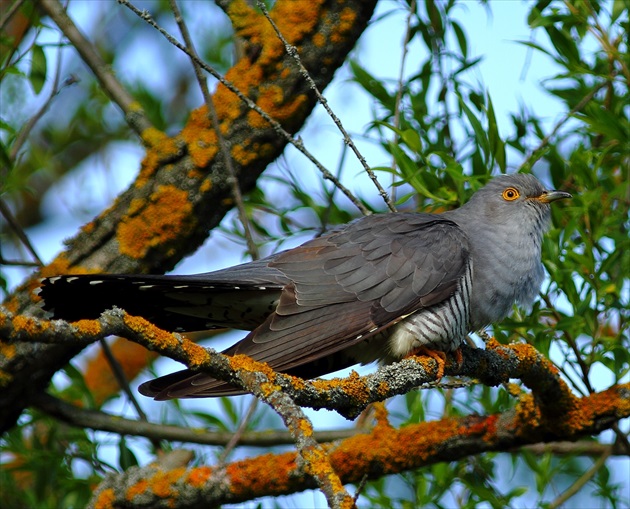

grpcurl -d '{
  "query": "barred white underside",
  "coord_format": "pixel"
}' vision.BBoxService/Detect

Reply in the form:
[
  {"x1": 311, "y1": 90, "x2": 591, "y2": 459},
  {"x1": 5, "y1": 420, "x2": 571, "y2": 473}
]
[{"x1": 388, "y1": 259, "x2": 473, "y2": 356}]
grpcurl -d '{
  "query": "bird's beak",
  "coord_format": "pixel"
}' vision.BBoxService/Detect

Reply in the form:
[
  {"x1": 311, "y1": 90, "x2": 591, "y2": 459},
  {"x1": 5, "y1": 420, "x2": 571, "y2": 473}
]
[{"x1": 534, "y1": 190, "x2": 572, "y2": 203}]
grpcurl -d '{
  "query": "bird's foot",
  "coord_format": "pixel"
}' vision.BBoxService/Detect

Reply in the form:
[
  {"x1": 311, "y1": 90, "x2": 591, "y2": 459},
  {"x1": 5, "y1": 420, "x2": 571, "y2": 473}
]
[
  {"x1": 452, "y1": 347, "x2": 464, "y2": 372},
  {"x1": 406, "y1": 347, "x2": 447, "y2": 381}
]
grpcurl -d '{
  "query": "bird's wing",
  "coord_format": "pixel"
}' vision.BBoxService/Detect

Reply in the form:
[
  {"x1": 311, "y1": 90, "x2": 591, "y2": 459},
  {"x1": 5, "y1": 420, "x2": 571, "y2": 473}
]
[{"x1": 142, "y1": 213, "x2": 470, "y2": 399}]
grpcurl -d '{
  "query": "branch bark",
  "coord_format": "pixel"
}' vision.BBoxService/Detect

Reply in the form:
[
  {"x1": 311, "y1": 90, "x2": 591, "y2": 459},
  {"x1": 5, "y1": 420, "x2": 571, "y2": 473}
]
[
  {"x1": 86, "y1": 384, "x2": 629, "y2": 508},
  {"x1": 0, "y1": 0, "x2": 378, "y2": 433}
]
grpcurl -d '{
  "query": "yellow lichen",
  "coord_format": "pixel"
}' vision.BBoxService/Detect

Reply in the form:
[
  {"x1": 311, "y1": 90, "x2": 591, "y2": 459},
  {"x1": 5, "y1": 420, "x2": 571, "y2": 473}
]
[
  {"x1": 117, "y1": 185, "x2": 194, "y2": 259},
  {"x1": 93, "y1": 488, "x2": 116, "y2": 509}
]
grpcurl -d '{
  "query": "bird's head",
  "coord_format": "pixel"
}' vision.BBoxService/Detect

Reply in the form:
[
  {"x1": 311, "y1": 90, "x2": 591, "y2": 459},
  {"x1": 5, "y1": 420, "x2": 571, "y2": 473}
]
[{"x1": 461, "y1": 173, "x2": 572, "y2": 227}]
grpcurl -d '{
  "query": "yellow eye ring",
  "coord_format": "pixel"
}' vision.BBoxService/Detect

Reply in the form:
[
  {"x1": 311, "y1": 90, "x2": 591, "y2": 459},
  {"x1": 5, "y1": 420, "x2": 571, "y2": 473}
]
[{"x1": 502, "y1": 187, "x2": 520, "y2": 201}]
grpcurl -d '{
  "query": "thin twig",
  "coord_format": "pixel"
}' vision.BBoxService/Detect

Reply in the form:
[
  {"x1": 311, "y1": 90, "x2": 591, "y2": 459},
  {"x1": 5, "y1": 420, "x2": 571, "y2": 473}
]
[
  {"x1": 578, "y1": 0, "x2": 630, "y2": 81},
  {"x1": 517, "y1": 78, "x2": 611, "y2": 171},
  {"x1": 0, "y1": 199, "x2": 43, "y2": 266},
  {"x1": 9, "y1": 33, "x2": 72, "y2": 162},
  {"x1": 118, "y1": 0, "x2": 370, "y2": 215},
  {"x1": 390, "y1": 0, "x2": 416, "y2": 203},
  {"x1": 548, "y1": 446, "x2": 613, "y2": 509},
  {"x1": 97, "y1": 339, "x2": 147, "y2": 423},
  {"x1": 39, "y1": 0, "x2": 154, "y2": 137},
  {"x1": 34, "y1": 392, "x2": 361, "y2": 446},
  {"x1": 168, "y1": 0, "x2": 259, "y2": 259},
  {"x1": 217, "y1": 398, "x2": 259, "y2": 464},
  {"x1": 255, "y1": 0, "x2": 395, "y2": 213}
]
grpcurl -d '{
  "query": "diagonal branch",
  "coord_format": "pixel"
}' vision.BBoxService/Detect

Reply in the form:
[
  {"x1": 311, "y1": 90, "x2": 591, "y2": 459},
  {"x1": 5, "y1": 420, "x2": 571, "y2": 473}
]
[{"x1": 1, "y1": 0, "x2": 378, "y2": 433}]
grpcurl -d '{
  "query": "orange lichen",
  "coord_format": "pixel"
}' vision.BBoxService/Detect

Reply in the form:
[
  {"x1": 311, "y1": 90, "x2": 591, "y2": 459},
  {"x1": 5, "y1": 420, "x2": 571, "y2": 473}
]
[
  {"x1": 337, "y1": 7, "x2": 358, "y2": 35},
  {"x1": 126, "y1": 479, "x2": 149, "y2": 501},
  {"x1": 330, "y1": 416, "x2": 462, "y2": 478},
  {"x1": 180, "y1": 110, "x2": 219, "y2": 168},
  {"x1": 176, "y1": 337, "x2": 210, "y2": 370},
  {"x1": 199, "y1": 178, "x2": 212, "y2": 193},
  {"x1": 310, "y1": 371, "x2": 369, "y2": 402},
  {"x1": 149, "y1": 468, "x2": 185, "y2": 498},
  {"x1": 72, "y1": 319, "x2": 102, "y2": 336},
  {"x1": 186, "y1": 466, "x2": 212, "y2": 488},
  {"x1": 247, "y1": 85, "x2": 308, "y2": 130},
  {"x1": 122, "y1": 314, "x2": 180, "y2": 351},
  {"x1": 0, "y1": 341, "x2": 16, "y2": 360},
  {"x1": 312, "y1": 32, "x2": 326, "y2": 47},
  {"x1": 140, "y1": 127, "x2": 179, "y2": 158},
  {"x1": 83, "y1": 338, "x2": 157, "y2": 406},
  {"x1": 2, "y1": 295, "x2": 20, "y2": 314},
  {"x1": 301, "y1": 446, "x2": 339, "y2": 486},
  {"x1": 330, "y1": 7, "x2": 358, "y2": 44},
  {"x1": 11, "y1": 314, "x2": 48, "y2": 336},
  {"x1": 231, "y1": 142, "x2": 259, "y2": 166},
  {"x1": 272, "y1": 1, "x2": 324, "y2": 45},
  {"x1": 117, "y1": 185, "x2": 194, "y2": 259},
  {"x1": 229, "y1": 354, "x2": 277, "y2": 386},
  {"x1": 38, "y1": 255, "x2": 73, "y2": 278},
  {"x1": 93, "y1": 488, "x2": 115, "y2": 509},
  {"x1": 297, "y1": 417, "x2": 314, "y2": 438},
  {"x1": 81, "y1": 221, "x2": 95, "y2": 234},
  {"x1": 136, "y1": 151, "x2": 160, "y2": 188},
  {"x1": 226, "y1": 451, "x2": 296, "y2": 496}
]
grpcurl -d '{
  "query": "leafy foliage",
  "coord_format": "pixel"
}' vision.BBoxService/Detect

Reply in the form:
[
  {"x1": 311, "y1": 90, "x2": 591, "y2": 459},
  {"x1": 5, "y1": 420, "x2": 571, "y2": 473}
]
[{"x1": 1, "y1": 0, "x2": 628, "y2": 508}]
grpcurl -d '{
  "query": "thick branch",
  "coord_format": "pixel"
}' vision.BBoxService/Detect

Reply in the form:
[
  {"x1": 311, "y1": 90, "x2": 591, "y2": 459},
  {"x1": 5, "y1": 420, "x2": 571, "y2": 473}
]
[
  {"x1": 0, "y1": 309, "x2": 584, "y2": 419},
  {"x1": 86, "y1": 384, "x2": 629, "y2": 507},
  {"x1": 34, "y1": 392, "x2": 629, "y2": 458},
  {"x1": 0, "y1": 0, "x2": 378, "y2": 433}
]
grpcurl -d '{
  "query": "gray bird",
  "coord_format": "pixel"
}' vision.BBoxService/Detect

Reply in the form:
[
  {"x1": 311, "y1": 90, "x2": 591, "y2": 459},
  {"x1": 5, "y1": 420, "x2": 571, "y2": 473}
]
[{"x1": 39, "y1": 173, "x2": 571, "y2": 399}]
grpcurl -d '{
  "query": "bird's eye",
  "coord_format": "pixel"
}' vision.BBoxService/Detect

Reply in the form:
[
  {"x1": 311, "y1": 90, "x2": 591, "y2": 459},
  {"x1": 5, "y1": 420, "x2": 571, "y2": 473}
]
[{"x1": 502, "y1": 187, "x2": 520, "y2": 201}]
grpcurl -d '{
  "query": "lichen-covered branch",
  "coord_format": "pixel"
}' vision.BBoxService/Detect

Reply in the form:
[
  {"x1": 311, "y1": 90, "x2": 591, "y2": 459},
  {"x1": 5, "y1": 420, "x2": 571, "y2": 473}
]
[
  {"x1": 0, "y1": 0, "x2": 378, "y2": 432},
  {"x1": 86, "y1": 384, "x2": 629, "y2": 508},
  {"x1": 0, "y1": 308, "x2": 588, "y2": 419}
]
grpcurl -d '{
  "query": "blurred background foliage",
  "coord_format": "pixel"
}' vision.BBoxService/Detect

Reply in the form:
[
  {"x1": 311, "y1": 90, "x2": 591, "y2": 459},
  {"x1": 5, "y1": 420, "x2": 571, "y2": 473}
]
[{"x1": 1, "y1": 0, "x2": 628, "y2": 508}]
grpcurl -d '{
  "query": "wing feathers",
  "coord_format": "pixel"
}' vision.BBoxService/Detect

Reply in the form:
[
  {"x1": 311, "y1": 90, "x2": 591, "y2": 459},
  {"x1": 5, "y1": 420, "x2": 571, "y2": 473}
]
[{"x1": 141, "y1": 213, "x2": 471, "y2": 398}]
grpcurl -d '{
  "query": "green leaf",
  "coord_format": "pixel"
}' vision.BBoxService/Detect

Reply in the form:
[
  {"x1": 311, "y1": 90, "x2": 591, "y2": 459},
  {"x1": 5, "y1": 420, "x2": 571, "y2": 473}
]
[
  {"x1": 452, "y1": 21, "x2": 468, "y2": 58},
  {"x1": 118, "y1": 436, "x2": 139, "y2": 470},
  {"x1": 544, "y1": 25, "x2": 580, "y2": 64},
  {"x1": 458, "y1": 94, "x2": 490, "y2": 160},
  {"x1": 611, "y1": 0, "x2": 628, "y2": 23},
  {"x1": 349, "y1": 60, "x2": 393, "y2": 110},
  {"x1": 29, "y1": 44, "x2": 47, "y2": 94}
]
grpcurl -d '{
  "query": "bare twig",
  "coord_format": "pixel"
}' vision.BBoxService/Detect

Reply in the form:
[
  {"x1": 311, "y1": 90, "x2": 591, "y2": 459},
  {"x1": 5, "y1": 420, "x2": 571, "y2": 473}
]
[
  {"x1": 33, "y1": 392, "x2": 361, "y2": 446},
  {"x1": 517, "y1": 78, "x2": 612, "y2": 171},
  {"x1": 255, "y1": 0, "x2": 395, "y2": 214},
  {"x1": 8, "y1": 32, "x2": 72, "y2": 162},
  {"x1": 38, "y1": 0, "x2": 154, "y2": 137},
  {"x1": 168, "y1": 0, "x2": 259, "y2": 259},
  {"x1": 548, "y1": 446, "x2": 613, "y2": 509},
  {"x1": 217, "y1": 399, "x2": 259, "y2": 463},
  {"x1": 390, "y1": 0, "x2": 416, "y2": 203},
  {"x1": 0, "y1": 199, "x2": 43, "y2": 266}
]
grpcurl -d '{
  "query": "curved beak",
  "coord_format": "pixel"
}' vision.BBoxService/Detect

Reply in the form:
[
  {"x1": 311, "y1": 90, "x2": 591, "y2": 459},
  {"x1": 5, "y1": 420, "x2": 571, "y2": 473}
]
[{"x1": 535, "y1": 190, "x2": 572, "y2": 203}]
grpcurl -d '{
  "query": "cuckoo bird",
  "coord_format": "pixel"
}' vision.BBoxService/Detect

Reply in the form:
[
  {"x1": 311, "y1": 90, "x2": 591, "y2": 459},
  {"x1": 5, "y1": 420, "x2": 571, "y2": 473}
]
[{"x1": 39, "y1": 174, "x2": 571, "y2": 399}]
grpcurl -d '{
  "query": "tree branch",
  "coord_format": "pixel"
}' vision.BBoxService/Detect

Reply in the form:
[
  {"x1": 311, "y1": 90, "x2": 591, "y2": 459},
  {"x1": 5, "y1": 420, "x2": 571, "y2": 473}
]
[
  {"x1": 1, "y1": 0, "x2": 378, "y2": 433},
  {"x1": 85, "y1": 383, "x2": 629, "y2": 508}
]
